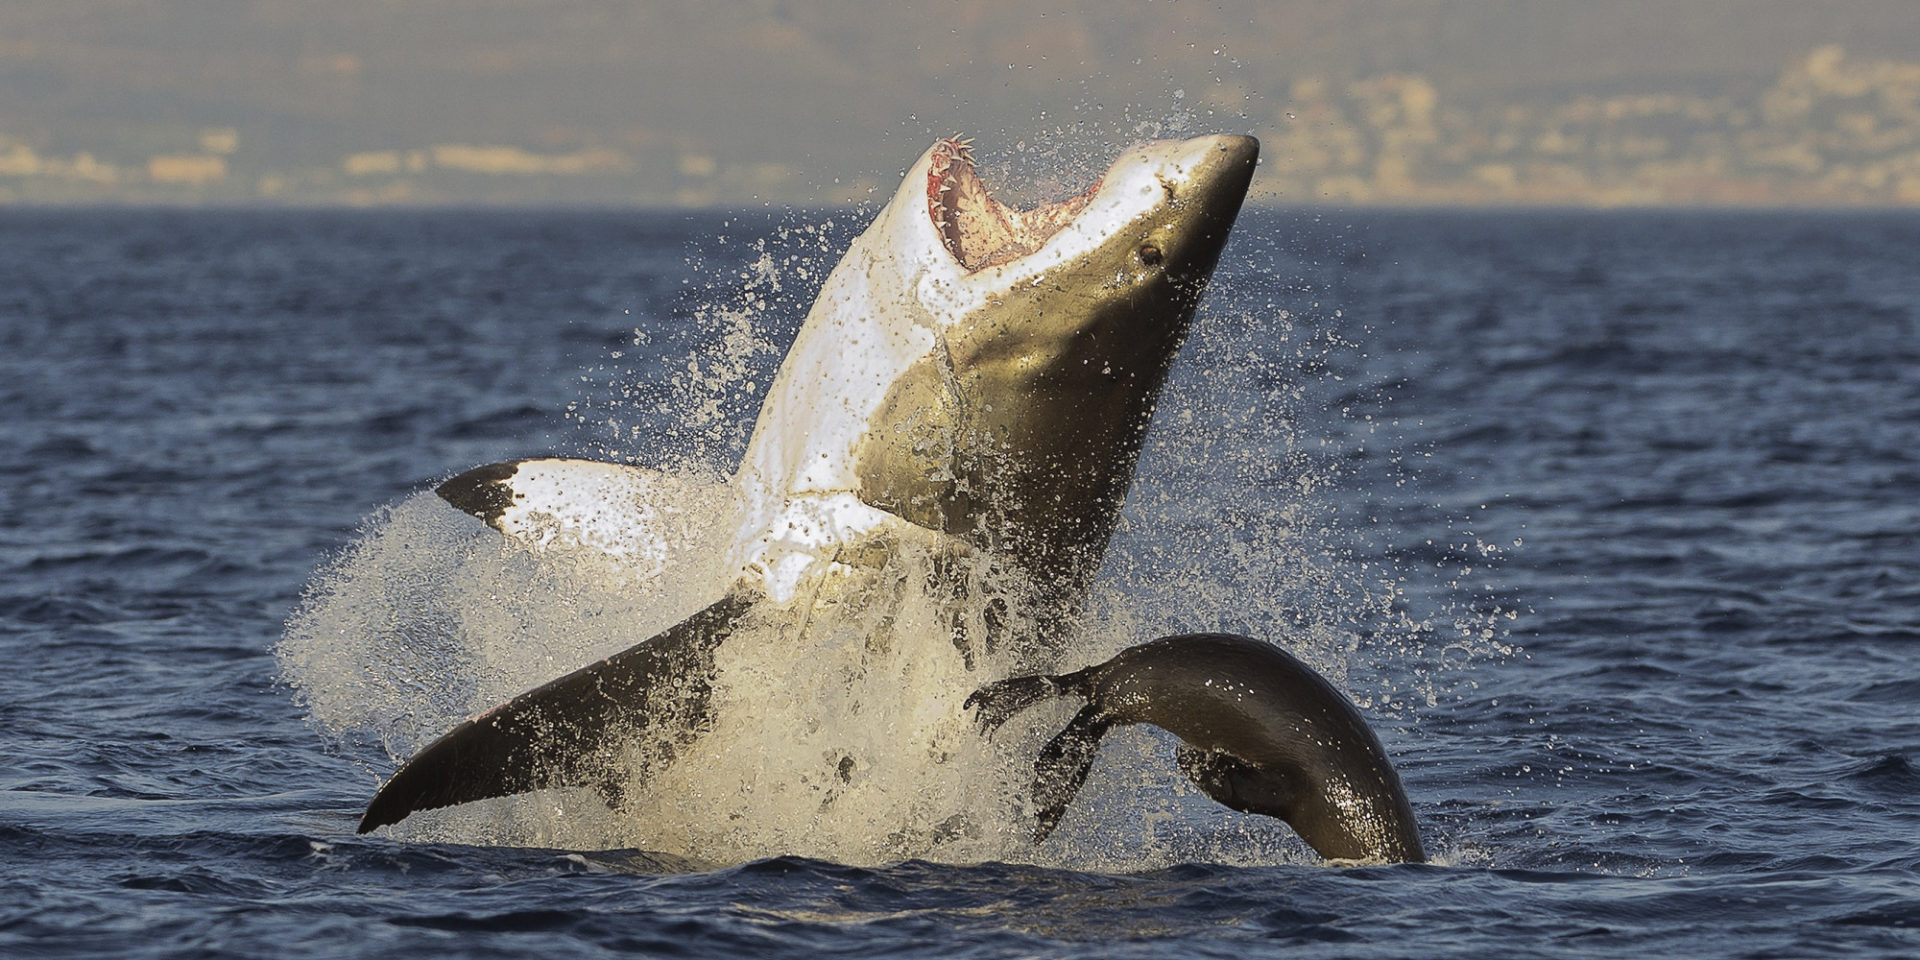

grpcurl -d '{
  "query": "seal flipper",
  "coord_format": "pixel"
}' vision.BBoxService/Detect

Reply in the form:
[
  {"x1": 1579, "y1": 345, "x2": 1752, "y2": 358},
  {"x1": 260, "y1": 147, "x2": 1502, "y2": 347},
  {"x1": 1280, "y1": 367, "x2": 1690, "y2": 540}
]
[
  {"x1": 961, "y1": 667, "x2": 1109, "y2": 841},
  {"x1": 963, "y1": 674, "x2": 1063, "y2": 734},
  {"x1": 357, "y1": 593, "x2": 755, "y2": 833},
  {"x1": 1032, "y1": 704, "x2": 1111, "y2": 842},
  {"x1": 1176, "y1": 746, "x2": 1302, "y2": 820}
]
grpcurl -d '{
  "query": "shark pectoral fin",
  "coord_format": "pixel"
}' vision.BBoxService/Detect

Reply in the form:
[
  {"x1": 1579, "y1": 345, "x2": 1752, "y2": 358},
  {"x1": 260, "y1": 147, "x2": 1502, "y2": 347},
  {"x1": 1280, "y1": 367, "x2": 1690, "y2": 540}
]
[
  {"x1": 1032, "y1": 704, "x2": 1111, "y2": 842},
  {"x1": 356, "y1": 593, "x2": 757, "y2": 834},
  {"x1": 963, "y1": 674, "x2": 1063, "y2": 735},
  {"x1": 436, "y1": 458, "x2": 737, "y2": 570}
]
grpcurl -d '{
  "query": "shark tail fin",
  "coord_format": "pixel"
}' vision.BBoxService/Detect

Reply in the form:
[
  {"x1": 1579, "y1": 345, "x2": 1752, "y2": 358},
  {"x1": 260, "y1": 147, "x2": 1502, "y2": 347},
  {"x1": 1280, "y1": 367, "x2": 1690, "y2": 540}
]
[{"x1": 357, "y1": 593, "x2": 756, "y2": 834}]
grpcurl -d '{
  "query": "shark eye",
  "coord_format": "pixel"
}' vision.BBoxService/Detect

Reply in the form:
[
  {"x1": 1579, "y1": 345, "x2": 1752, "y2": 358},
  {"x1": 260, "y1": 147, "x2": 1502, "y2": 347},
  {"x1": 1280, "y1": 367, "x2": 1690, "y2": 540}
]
[{"x1": 1137, "y1": 244, "x2": 1164, "y2": 267}]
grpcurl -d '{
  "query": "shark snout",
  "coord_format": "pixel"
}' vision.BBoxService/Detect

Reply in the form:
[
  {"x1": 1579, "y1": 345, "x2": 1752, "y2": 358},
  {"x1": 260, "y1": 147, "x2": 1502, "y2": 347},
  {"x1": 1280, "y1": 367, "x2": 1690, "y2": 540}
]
[
  {"x1": 1166, "y1": 134, "x2": 1258, "y2": 217},
  {"x1": 1136, "y1": 135, "x2": 1258, "y2": 284}
]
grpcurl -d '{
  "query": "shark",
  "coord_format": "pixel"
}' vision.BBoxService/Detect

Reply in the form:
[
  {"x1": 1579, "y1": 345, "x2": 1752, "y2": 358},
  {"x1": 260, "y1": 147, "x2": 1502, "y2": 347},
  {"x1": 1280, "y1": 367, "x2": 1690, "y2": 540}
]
[{"x1": 355, "y1": 133, "x2": 1271, "y2": 838}]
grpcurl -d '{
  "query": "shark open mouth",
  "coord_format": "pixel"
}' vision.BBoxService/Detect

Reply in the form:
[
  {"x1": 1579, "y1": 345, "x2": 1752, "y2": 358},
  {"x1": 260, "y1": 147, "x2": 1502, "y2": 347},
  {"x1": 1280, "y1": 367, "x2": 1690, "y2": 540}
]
[{"x1": 927, "y1": 137, "x2": 1102, "y2": 273}]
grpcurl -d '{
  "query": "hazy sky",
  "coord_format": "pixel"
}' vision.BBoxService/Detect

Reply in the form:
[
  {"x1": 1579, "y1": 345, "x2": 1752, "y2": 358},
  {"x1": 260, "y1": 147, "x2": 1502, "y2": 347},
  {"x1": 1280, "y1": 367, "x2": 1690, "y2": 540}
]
[{"x1": 3, "y1": 1, "x2": 1917, "y2": 204}]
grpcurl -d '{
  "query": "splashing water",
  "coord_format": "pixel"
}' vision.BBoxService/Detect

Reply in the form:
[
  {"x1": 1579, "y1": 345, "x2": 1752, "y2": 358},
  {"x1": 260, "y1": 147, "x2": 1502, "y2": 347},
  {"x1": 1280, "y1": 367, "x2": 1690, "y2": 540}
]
[{"x1": 277, "y1": 139, "x2": 1503, "y2": 870}]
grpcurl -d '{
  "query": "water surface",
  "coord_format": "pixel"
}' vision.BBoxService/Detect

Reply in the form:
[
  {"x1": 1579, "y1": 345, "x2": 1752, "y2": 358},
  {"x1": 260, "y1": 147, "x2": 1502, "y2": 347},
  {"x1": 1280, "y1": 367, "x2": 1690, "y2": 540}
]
[{"x1": 3, "y1": 207, "x2": 1917, "y2": 957}]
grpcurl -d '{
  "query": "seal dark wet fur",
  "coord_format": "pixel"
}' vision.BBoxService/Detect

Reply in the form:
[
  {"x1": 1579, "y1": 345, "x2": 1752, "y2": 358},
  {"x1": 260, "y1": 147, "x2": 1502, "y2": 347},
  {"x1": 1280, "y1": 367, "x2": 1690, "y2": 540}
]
[{"x1": 967, "y1": 633, "x2": 1425, "y2": 863}]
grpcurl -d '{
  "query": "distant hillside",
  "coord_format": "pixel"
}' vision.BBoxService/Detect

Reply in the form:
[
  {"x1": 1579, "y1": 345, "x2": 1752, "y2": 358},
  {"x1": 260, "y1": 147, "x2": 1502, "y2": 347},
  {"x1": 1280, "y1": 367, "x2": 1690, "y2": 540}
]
[{"x1": 2, "y1": 2, "x2": 1917, "y2": 206}]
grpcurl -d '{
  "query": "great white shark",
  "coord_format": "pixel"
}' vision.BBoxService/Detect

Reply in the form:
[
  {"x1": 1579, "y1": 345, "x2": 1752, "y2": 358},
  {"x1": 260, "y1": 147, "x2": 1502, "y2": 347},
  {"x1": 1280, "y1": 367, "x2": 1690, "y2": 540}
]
[{"x1": 351, "y1": 133, "x2": 1423, "y2": 861}]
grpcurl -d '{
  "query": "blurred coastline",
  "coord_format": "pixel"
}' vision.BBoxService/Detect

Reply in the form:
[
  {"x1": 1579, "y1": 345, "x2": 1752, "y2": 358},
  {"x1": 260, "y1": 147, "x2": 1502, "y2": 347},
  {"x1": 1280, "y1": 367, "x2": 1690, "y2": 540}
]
[{"x1": 3, "y1": 2, "x2": 1919, "y2": 210}]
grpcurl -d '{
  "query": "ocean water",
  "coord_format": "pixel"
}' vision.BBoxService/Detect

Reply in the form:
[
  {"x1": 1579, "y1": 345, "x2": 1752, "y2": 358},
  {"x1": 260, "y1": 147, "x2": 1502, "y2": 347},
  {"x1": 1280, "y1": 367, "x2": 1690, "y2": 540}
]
[{"x1": 3, "y1": 204, "x2": 1918, "y2": 958}]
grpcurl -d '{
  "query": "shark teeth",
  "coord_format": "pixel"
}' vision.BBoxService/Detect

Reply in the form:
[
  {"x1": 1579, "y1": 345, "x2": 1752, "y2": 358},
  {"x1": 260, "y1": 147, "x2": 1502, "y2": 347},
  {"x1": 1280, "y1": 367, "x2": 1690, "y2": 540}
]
[{"x1": 926, "y1": 135, "x2": 1104, "y2": 274}]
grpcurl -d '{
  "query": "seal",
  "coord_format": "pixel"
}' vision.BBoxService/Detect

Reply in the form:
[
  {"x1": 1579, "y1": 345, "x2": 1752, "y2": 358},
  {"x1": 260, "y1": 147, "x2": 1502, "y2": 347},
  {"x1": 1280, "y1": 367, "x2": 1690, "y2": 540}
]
[
  {"x1": 967, "y1": 633, "x2": 1425, "y2": 863},
  {"x1": 356, "y1": 133, "x2": 1260, "y2": 833}
]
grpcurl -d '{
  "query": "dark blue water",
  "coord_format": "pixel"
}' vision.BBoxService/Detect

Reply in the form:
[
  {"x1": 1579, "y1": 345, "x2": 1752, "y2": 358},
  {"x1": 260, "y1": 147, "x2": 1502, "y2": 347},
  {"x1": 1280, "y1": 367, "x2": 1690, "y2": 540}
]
[{"x1": 4, "y1": 205, "x2": 1918, "y2": 958}]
